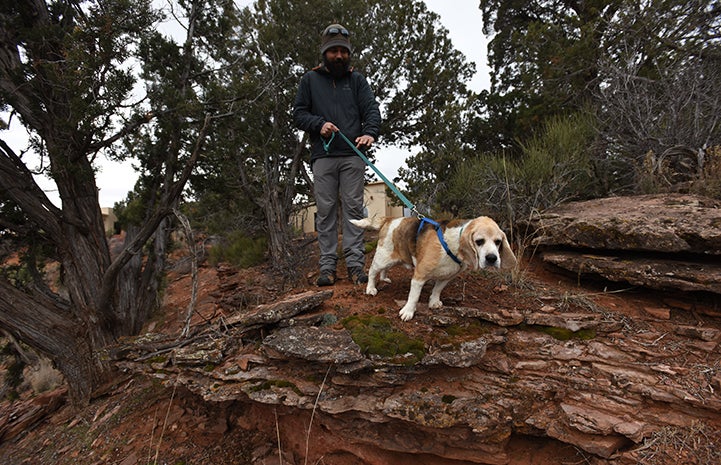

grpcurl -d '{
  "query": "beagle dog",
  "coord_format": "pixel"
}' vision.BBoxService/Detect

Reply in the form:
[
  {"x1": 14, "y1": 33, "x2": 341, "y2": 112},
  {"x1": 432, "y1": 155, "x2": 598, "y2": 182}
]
[{"x1": 350, "y1": 216, "x2": 517, "y2": 321}]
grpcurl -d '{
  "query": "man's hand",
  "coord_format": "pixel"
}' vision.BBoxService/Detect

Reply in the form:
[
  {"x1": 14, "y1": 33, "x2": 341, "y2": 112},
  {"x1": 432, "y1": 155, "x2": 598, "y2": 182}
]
[
  {"x1": 320, "y1": 122, "x2": 338, "y2": 138},
  {"x1": 355, "y1": 134, "x2": 375, "y2": 149}
]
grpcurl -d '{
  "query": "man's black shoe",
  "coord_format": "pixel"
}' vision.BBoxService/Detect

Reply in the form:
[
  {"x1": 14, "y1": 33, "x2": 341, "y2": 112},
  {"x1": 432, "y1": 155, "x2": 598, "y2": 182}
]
[
  {"x1": 349, "y1": 267, "x2": 368, "y2": 284},
  {"x1": 317, "y1": 270, "x2": 336, "y2": 286}
]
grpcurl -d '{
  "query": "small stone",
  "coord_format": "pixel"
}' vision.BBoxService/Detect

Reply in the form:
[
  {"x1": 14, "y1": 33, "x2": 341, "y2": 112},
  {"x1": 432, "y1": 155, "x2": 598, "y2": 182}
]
[{"x1": 643, "y1": 307, "x2": 671, "y2": 319}]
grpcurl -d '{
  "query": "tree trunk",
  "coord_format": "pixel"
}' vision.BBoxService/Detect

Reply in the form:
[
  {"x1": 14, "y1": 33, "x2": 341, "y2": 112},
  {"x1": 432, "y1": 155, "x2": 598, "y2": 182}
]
[
  {"x1": 261, "y1": 135, "x2": 308, "y2": 269},
  {"x1": 264, "y1": 182, "x2": 293, "y2": 267},
  {"x1": 0, "y1": 0, "x2": 209, "y2": 405},
  {"x1": 0, "y1": 279, "x2": 111, "y2": 403},
  {"x1": 113, "y1": 222, "x2": 167, "y2": 336}
]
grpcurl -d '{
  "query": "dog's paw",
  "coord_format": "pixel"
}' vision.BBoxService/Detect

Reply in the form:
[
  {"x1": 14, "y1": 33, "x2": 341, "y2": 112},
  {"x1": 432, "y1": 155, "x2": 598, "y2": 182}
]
[
  {"x1": 381, "y1": 277, "x2": 392, "y2": 283},
  {"x1": 366, "y1": 286, "x2": 378, "y2": 296},
  {"x1": 429, "y1": 299, "x2": 443, "y2": 309},
  {"x1": 399, "y1": 306, "x2": 416, "y2": 321}
]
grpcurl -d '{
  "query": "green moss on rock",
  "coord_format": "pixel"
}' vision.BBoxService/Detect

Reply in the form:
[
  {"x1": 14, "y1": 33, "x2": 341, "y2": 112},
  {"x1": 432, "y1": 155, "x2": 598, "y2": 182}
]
[{"x1": 342, "y1": 315, "x2": 426, "y2": 365}]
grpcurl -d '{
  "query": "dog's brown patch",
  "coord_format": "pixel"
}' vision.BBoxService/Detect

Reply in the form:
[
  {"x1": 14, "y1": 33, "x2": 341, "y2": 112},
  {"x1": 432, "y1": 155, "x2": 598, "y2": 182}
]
[
  {"x1": 386, "y1": 217, "x2": 420, "y2": 265},
  {"x1": 412, "y1": 225, "x2": 446, "y2": 281}
]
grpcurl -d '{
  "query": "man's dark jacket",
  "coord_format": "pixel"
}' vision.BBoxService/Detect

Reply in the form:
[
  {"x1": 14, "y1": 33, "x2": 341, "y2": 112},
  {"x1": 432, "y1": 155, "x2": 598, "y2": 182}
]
[{"x1": 293, "y1": 66, "x2": 381, "y2": 162}]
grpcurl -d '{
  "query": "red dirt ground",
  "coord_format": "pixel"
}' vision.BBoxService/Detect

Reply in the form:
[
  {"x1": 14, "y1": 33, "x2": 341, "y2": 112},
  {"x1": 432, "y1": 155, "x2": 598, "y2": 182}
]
[{"x1": 0, "y1": 234, "x2": 718, "y2": 465}]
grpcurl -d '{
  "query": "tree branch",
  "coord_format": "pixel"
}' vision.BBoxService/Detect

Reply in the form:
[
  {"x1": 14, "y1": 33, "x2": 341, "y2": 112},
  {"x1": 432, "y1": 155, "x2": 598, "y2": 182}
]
[
  {"x1": 98, "y1": 113, "x2": 213, "y2": 311},
  {"x1": 0, "y1": 139, "x2": 62, "y2": 236}
]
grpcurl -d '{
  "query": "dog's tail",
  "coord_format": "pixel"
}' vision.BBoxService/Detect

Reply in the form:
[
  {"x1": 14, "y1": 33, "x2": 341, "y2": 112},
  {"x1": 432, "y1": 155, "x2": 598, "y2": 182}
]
[{"x1": 350, "y1": 216, "x2": 384, "y2": 230}]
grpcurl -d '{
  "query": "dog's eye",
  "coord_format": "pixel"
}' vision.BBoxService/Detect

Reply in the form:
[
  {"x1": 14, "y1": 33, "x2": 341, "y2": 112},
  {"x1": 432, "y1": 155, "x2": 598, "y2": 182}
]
[
  {"x1": 475, "y1": 238, "x2": 485, "y2": 246},
  {"x1": 495, "y1": 239, "x2": 502, "y2": 247}
]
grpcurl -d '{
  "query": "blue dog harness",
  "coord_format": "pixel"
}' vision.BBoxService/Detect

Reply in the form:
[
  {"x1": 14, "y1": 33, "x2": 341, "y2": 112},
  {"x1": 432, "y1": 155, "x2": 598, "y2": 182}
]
[{"x1": 417, "y1": 217, "x2": 463, "y2": 265}]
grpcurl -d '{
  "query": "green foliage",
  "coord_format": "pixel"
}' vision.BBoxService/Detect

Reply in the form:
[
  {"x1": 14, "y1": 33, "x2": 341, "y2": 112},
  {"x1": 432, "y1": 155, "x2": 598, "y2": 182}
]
[
  {"x1": 470, "y1": 0, "x2": 721, "y2": 202},
  {"x1": 476, "y1": 0, "x2": 622, "y2": 150},
  {"x1": 397, "y1": 98, "x2": 470, "y2": 215},
  {"x1": 363, "y1": 240, "x2": 377, "y2": 254},
  {"x1": 113, "y1": 192, "x2": 148, "y2": 229},
  {"x1": 342, "y1": 315, "x2": 426, "y2": 365},
  {"x1": 0, "y1": 263, "x2": 33, "y2": 288},
  {"x1": 443, "y1": 112, "x2": 600, "y2": 225},
  {"x1": 182, "y1": 196, "x2": 265, "y2": 238},
  {"x1": 208, "y1": 230, "x2": 267, "y2": 268},
  {"x1": 0, "y1": 343, "x2": 25, "y2": 401}
]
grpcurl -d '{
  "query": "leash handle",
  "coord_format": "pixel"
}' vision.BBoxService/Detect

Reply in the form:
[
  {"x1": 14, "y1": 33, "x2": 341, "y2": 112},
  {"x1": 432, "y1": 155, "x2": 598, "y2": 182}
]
[
  {"x1": 335, "y1": 130, "x2": 417, "y2": 214},
  {"x1": 322, "y1": 131, "x2": 336, "y2": 152}
]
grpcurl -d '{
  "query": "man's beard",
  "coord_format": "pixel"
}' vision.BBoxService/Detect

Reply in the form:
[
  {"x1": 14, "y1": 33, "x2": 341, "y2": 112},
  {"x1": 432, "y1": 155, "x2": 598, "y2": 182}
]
[{"x1": 323, "y1": 56, "x2": 350, "y2": 79}]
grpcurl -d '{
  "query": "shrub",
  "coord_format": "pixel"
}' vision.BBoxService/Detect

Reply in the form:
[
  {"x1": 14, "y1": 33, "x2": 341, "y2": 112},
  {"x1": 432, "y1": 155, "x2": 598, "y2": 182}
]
[
  {"x1": 2, "y1": 355, "x2": 25, "y2": 401},
  {"x1": 445, "y1": 112, "x2": 600, "y2": 227},
  {"x1": 635, "y1": 145, "x2": 721, "y2": 200},
  {"x1": 691, "y1": 145, "x2": 721, "y2": 199},
  {"x1": 26, "y1": 358, "x2": 63, "y2": 393},
  {"x1": 208, "y1": 230, "x2": 267, "y2": 268}
]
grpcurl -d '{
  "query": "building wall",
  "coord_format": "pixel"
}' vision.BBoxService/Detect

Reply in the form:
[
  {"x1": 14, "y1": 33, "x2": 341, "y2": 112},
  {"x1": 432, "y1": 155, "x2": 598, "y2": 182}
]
[
  {"x1": 292, "y1": 181, "x2": 406, "y2": 234},
  {"x1": 101, "y1": 207, "x2": 118, "y2": 234}
]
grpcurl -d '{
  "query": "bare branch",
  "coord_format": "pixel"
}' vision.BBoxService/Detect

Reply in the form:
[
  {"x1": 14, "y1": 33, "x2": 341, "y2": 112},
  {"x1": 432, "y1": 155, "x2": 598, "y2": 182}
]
[{"x1": 0, "y1": 139, "x2": 61, "y2": 236}]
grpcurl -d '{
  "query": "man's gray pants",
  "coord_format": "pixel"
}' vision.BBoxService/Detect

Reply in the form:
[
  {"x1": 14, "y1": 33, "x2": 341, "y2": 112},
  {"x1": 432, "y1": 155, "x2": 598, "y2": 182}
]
[{"x1": 312, "y1": 155, "x2": 366, "y2": 273}]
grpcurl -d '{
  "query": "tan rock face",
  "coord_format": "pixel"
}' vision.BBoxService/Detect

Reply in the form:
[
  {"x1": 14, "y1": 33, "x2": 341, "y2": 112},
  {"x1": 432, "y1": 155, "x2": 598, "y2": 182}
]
[{"x1": 520, "y1": 194, "x2": 721, "y2": 294}]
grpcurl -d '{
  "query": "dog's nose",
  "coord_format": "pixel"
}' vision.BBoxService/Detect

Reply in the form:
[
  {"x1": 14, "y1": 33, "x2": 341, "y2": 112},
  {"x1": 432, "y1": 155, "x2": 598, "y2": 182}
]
[{"x1": 485, "y1": 254, "x2": 498, "y2": 265}]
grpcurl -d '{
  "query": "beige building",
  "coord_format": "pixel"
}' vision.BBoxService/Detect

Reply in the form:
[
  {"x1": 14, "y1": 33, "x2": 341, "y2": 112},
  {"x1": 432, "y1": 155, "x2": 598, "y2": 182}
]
[
  {"x1": 293, "y1": 181, "x2": 406, "y2": 234},
  {"x1": 101, "y1": 207, "x2": 118, "y2": 234}
]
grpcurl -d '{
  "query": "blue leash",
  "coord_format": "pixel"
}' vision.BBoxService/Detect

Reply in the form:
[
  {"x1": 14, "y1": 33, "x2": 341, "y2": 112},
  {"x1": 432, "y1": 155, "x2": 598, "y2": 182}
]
[
  {"x1": 325, "y1": 130, "x2": 418, "y2": 215},
  {"x1": 324, "y1": 130, "x2": 463, "y2": 265}
]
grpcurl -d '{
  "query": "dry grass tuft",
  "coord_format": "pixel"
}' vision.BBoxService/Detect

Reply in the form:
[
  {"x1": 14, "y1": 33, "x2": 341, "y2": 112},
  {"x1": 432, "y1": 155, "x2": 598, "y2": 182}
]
[
  {"x1": 25, "y1": 357, "x2": 63, "y2": 394},
  {"x1": 635, "y1": 421, "x2": 721, "y2": 465}
]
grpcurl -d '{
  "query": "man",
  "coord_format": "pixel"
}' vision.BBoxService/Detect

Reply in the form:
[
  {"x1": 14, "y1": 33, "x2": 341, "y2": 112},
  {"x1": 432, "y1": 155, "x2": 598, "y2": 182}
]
[{"x1": 293, "y1": 24, "x2": 381, "y2": 286}]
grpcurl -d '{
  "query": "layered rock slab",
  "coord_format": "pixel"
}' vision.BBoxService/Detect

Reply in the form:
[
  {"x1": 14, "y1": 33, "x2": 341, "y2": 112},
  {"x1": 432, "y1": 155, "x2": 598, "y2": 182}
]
[
  {"x1": 111, "y1": 287, "x2": 721, "y2": 464},
  {"x1": 520, "y1": 194, "x2": 721, "y2": 294}
]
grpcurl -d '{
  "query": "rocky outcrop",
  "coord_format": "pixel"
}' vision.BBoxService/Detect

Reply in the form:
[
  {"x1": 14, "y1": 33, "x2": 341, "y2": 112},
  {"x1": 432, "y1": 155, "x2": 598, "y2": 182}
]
[
  {"x1": 0, "y1": 388, "x2": 66, "y2": 442},
  {"x1": 520, "y1": 194, "x2": 721, "y2": 294},
  {"x1": 111, "y1": 285, "x2": 721, "y2": 465}
]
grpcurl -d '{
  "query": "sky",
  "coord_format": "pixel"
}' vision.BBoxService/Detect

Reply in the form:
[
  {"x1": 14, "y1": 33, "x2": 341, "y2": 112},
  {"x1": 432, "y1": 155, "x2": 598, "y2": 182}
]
[
  {"x1": 6, "y1": 0, "x2": 489, "y2": 208},
  {"x1": 424, "y1": 0, "x2": 489, "y2": 93}
]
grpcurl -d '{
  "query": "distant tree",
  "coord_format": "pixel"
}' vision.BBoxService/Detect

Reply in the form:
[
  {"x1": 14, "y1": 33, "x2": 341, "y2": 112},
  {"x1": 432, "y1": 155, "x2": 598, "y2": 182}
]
[
  {"x1": 0, "y1": 0, "x2": 235, "y2": 402},
  {"x1": 473, "y1": 0, "x2": 623, "y2": 153},
  {"x1": 396, "y1": 100, "x2": 469, "y2": 214},
  {"x1": 397, "y1": 1, "x2": 626, "y2": 209},
  {"x1": 460, "y1": 0, "x2": 720, "y2": 202}
]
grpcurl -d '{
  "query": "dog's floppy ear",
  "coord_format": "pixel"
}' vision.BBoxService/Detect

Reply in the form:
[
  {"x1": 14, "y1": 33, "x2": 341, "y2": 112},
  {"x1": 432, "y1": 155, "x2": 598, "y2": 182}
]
[
  {"x1": 458, "y1": 223, "x2": 480, "y2": 270},
  {"x1": 499, "y1": 231, "x2": 518, "y2": 270}
]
